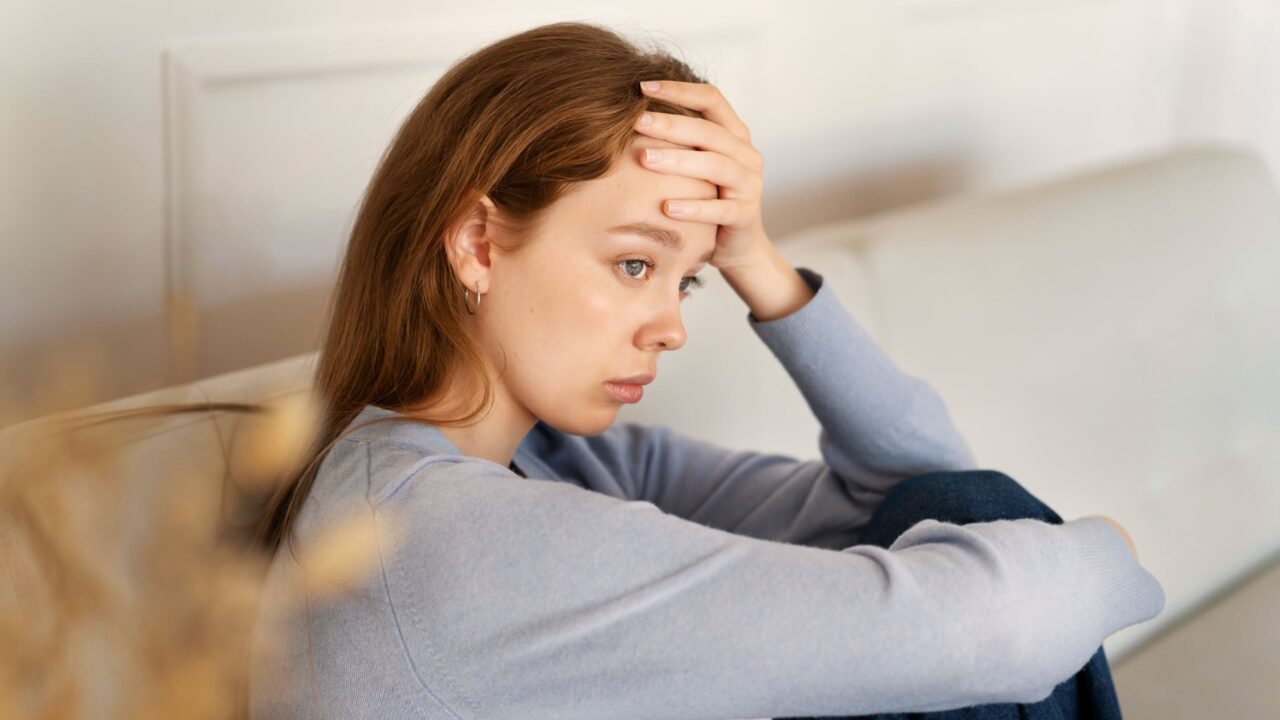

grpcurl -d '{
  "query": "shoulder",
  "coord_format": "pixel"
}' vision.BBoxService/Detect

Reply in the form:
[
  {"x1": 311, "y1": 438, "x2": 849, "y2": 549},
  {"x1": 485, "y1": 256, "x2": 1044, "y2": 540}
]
[{"x1": 358, "y1": 436, "x2": 516, "y2": 506}]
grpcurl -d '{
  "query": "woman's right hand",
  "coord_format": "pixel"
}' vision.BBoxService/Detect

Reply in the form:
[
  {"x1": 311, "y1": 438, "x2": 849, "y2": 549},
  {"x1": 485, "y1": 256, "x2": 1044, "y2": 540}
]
[{"x1": 1084, "y1": 514, "x2": 1140, "y2": 562}]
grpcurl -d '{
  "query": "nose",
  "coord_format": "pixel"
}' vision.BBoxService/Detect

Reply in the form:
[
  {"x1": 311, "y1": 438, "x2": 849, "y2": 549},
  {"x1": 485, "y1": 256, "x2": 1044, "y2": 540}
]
[{"x1": 644, "y1": 300, "x2": 687, "y2": 351}]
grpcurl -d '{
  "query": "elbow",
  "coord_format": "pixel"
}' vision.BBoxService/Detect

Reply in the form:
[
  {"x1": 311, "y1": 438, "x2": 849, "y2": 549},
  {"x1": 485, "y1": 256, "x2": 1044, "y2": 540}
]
[
  {"x1": 950, "y1": 438, "x2": 979, "y2": 471},
  {"x1": 935, "y1": 419, "x2": 979, "y2": 472},
  {"x1": 905, "y1": 384, "x2": 979, "y2": 471}
]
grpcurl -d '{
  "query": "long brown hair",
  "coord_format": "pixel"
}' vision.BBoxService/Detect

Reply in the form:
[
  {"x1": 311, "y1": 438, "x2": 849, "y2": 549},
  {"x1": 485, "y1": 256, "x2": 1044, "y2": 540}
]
[{"x1": 253, "y1": 21, "x2": 710, "y2": 558}]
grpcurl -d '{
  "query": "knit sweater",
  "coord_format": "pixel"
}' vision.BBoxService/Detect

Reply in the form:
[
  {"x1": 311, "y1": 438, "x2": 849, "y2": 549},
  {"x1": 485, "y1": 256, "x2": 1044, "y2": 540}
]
[{"x1": 248, "y1": 266, "x2": 1166, "y2": 720}]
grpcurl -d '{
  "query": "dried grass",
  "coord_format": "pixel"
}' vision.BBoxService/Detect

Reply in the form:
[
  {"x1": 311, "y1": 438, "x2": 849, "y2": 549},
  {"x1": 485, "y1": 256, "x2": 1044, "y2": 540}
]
[{"x1": 0, "y1": 353, "x2": 391, "y2": 719}]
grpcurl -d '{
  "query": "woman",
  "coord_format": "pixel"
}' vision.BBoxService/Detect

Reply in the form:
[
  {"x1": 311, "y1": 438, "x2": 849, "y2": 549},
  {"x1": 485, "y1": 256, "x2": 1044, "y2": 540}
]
[{"x1": 248, "y1": 21, "x2": 1164, "y2": 720}]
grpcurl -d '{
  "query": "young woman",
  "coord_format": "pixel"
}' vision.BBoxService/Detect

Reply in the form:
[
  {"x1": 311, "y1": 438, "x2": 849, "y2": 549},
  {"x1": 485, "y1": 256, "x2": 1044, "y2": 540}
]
[{"x1": 248, "y1": 21, "x2": 1164, "y2": 720}]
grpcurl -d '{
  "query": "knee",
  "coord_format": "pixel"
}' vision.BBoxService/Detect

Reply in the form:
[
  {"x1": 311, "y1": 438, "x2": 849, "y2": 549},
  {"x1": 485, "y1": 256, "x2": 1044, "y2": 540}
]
[{"x1": 882, "y1": 469, "x2": 1064, "y2": 526}]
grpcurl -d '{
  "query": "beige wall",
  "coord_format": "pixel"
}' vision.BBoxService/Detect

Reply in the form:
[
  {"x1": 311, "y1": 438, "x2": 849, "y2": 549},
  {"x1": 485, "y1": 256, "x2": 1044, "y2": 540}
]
[{"x1": 2, "y1": 0, "x2": 1276, "y2": 426}]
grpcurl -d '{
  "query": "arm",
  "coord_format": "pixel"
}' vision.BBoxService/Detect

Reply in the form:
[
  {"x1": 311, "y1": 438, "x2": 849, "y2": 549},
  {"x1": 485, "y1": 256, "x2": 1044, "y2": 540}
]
[
  {"x1": 377, "y1": 461, "x2": 1166, "y2": 719},
  {"x1": 578, "y1": 261, "x2": 977, "y2": 547}
]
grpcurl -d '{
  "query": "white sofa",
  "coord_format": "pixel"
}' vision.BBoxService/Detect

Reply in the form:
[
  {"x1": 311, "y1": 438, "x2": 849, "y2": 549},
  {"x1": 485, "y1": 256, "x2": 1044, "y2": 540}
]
[{"x1": 4, "y1": 141, "x2": 1277, "y2": 715}]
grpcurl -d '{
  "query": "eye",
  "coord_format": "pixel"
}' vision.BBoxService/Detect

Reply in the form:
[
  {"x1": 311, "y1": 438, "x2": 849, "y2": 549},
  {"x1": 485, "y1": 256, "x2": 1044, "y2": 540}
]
[
  {"x1": 617, "y1": 258, "x2": 706, "y2": 298},
  {"x1": 618, "y1": 258, "x2": 651, "y2": 279},
  {"x1": 680, "y1": 275, "x2": 707, "y2": 295}
]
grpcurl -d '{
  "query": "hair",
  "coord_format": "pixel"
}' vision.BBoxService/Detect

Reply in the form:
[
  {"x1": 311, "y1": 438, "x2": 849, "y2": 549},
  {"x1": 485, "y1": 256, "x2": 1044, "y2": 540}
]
[{"x1": 15, "y1": 22, "x2": 710, "y2": 560}]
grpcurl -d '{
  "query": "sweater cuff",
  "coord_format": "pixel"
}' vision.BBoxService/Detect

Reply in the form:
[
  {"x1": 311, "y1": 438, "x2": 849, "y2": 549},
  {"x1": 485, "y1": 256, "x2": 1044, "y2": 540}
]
[{"x1": 1063, "y1": 516, "x2": 1167, "y2": 639}]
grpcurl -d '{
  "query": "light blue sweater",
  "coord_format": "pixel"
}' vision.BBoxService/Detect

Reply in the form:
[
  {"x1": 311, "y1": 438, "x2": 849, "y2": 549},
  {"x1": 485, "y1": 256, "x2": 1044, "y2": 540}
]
[{"x1": 248, "y1": 266, "x2": 1165, "y2": 719}]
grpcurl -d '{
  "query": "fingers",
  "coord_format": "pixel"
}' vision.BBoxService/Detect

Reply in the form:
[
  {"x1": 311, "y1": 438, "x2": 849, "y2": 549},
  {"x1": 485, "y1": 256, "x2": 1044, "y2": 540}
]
[
  {"x1": 633, "y1": 110, "x2": 761, "y2": 174},
  {"x1": 634, "y1": 80, "x2": 766, "y2": 235},
  {"x1": 640, "y1": 80, "x2": 751, "y2": 142},
  {"x1": 653, "y1": 197, "x2": 755, "y2": 226},
  {"x1": 634, "y1": 80, "x2": 763, "y2": 196},
  {"x1": 637, "y1": 145, "x2": 760, "y2": 194}
]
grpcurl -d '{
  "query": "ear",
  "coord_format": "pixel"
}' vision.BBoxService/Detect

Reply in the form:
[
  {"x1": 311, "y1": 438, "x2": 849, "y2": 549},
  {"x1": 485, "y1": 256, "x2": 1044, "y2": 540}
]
[{"x1": 444, "y1": 193, "x2": 500, "y2": 295}]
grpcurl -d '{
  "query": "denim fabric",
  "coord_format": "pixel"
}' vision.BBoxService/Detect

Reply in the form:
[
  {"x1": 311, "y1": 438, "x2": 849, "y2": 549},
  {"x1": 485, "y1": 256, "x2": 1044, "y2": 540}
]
[{"x1": 778, "y1": 469, "x2": 1124, "y2": 720}]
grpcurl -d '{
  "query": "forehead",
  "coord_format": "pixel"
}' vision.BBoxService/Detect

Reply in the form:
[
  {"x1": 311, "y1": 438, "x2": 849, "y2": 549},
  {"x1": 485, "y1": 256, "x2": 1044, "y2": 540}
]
[
  {"x1": 555, "y1": 135, "x2": 716, "y2": 207},
  {"x1": 545, "y1": 136, "x2": 719, "y2": 249},
  {"x1": 611, "y1": 135, "x2": 720, "y2": 201}
]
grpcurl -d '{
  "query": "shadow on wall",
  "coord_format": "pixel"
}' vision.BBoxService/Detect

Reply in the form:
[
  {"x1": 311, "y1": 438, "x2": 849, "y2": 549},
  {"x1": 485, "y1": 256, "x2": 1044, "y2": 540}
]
[{"x1": 762, "y1": 122, "x2": 974, "y2": 238}]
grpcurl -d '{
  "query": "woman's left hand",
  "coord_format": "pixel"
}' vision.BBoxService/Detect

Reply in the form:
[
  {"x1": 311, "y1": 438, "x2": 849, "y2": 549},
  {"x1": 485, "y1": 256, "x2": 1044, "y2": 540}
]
[{"x1": 633, "y1": 80, "x2": 771, "y2": 273}]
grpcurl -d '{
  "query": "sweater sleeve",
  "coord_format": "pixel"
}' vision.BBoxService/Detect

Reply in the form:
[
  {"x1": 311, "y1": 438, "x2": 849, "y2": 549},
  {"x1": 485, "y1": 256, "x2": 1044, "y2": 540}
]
[
  {"x1": 582, "y1": 265, "x2": 978, "y2": 548},
  {"x1": 375, "y1": 460, "x2": 1165, "y2": 720}
]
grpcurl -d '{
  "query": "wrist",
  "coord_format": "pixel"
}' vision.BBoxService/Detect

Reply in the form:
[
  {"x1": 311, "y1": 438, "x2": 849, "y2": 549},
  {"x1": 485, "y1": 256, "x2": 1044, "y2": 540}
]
[{"x1": 720, "y1": 242, "x2": 814, "y2": 322}]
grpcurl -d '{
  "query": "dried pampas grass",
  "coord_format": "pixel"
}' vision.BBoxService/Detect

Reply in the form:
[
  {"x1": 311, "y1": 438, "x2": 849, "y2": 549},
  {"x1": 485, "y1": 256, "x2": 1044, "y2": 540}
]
[{"x1": 0, "y1": 358, "x2": 393, "y2": 719}]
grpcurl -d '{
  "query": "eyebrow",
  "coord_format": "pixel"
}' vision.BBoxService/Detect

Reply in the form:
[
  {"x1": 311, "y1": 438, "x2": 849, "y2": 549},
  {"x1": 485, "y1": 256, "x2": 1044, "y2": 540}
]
[{"x1": 606, "y1": 222, "x2": 714, "y2": 263}]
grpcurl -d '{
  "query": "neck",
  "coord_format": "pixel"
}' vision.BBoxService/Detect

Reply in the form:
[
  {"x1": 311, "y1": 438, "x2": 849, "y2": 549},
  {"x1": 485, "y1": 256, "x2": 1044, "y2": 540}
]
[{"x1": 403, "y1": 372, "x2": 535, "y2": 469}]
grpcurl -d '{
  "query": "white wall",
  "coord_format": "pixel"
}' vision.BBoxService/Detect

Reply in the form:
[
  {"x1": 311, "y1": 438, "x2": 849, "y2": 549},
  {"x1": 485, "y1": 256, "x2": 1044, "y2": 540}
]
[{"x1": 2, "y1": 0, "x2": 1275, "y2": 425}]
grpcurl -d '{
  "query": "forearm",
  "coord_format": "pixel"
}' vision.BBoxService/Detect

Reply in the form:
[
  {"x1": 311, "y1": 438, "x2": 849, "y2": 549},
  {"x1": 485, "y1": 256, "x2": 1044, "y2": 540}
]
[{"x1": 744, "y1": 262, "x2": 979, "y2": 474}]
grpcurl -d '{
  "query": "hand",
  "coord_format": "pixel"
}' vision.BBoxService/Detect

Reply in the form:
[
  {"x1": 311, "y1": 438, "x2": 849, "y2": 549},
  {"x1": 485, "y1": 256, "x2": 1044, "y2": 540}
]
[
  {"x1": 633, "y1": 80, "x2": 770, "y2": 272},
  {"x1": 1085, "y1": 514, "x2": 1140, "y2": 562}
]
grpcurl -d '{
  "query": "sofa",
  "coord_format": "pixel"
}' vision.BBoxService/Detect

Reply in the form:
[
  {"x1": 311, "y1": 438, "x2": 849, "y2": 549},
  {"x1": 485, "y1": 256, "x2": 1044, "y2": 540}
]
[{"x1": 4, "y1": 141, "x2": 1276, "y2": 717}]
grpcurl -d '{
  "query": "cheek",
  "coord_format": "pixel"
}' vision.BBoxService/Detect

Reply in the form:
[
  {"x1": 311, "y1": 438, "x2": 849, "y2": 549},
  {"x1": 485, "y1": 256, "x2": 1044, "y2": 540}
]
[
  {"x1": 499, "y1": 271, "x2": 613, "y2": 368},
  {"x1": 546, "y1": 280, "x2": 620, "y2": 361},
  {"x1": 493, "y1": 256, "x2": 639, "y2": 386},
  {"x1": 579, "y1": 283, "x2": 619, "y2": 329},
  {"x1": 533, "y1": 273, "x2": 629, "y2": 382}
]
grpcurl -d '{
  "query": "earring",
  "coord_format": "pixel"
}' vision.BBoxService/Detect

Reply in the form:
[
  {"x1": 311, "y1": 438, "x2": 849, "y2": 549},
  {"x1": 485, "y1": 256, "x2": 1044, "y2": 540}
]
[{"x1": 464, "y1": 282, "x2": 482, "y2": 315}]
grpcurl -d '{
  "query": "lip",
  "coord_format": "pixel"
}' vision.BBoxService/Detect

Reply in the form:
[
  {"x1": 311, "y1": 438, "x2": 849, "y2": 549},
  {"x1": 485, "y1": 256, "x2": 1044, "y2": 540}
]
[
  {"x1": 607, "y1": 373, "x2": 655, "y2": 385},
  {"x1": 604, "y1": 381, "x2": 645, "y2": 404}
]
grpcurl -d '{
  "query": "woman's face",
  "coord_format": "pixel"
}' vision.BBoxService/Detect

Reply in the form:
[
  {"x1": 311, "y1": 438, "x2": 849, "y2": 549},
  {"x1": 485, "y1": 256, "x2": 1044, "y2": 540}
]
[{"x1": 472, "y1": 136, "x2": 719, "y2": 436}]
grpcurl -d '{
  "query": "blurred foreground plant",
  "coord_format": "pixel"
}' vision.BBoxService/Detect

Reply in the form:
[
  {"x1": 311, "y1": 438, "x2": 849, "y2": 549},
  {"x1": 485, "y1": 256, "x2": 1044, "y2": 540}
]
[{"x1": 0, "y1": 366, "x2": 392, "y2": 720}]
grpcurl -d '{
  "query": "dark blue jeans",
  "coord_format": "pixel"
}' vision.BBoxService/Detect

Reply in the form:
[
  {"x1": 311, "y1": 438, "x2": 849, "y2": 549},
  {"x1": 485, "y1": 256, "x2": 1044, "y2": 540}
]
[{"x1": 779, "y1": 469, "x2": 1123, "y2": 720}]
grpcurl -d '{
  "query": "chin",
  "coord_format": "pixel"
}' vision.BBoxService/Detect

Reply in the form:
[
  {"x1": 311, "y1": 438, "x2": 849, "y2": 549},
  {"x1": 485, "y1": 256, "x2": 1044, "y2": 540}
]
[{"x1": 540, "y1": 404, "x2": 619, "y2": 437}]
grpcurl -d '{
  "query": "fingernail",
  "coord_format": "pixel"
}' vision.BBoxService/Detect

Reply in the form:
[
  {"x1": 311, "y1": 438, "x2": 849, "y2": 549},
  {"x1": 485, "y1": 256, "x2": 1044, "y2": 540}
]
[
  {"x1": 645, "y1": 148, "x2": 664, "y2": 163},
  {"x1": 666, "y1": 201, "x2": 686, "y2": 214},
  {"x1": 637, "y1": 112, "x2": 654, "y2": 127},
  {"x1": 641, "y1": 81, "x2": 661, "y2": 93}
]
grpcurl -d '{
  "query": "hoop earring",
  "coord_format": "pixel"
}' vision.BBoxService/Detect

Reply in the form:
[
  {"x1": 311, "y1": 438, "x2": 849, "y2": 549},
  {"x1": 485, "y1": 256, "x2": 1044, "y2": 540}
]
[{"x1": 464, "y1": 283, "x2": 482, "y2": 315}]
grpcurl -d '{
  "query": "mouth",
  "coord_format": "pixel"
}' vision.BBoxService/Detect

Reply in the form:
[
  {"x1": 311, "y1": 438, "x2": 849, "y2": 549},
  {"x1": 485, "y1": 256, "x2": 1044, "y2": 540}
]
[{"x1": 603, "y1": 381, "x2": 645, "y2": 404}]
